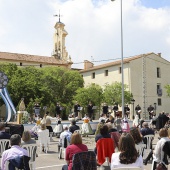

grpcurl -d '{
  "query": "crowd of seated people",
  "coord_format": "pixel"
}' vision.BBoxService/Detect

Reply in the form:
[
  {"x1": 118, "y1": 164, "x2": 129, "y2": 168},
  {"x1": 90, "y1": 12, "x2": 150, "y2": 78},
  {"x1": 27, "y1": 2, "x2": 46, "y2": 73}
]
[{"x1": 1, "y1": 110, "x2": 170, "y2": 170}]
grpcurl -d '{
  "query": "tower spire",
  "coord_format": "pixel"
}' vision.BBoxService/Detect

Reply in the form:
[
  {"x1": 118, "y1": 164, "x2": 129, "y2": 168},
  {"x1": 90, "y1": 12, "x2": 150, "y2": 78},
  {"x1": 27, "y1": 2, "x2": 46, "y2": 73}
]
[{"x1": 54, "y1": 10, "x2": 62, "y2": 22}]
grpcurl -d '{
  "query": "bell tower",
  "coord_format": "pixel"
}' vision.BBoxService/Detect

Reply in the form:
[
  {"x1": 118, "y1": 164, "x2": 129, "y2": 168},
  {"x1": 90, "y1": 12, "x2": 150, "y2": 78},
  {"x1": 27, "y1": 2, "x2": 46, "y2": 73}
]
[{"x1": 52, "y1": 12, "x2": 70, "y2": 62}]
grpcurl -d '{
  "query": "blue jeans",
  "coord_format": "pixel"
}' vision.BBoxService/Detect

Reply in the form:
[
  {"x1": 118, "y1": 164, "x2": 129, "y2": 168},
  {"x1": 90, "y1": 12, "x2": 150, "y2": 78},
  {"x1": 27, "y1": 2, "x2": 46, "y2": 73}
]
[{"x1": 62, "y1": 165, "x2": 68, "y2": 170}]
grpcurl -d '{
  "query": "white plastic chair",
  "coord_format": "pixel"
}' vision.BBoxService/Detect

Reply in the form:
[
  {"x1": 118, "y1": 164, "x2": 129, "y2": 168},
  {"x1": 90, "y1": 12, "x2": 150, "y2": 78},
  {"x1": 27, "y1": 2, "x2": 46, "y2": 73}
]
[
  {"x1": 22, "y1": 144, "x2": 37, "y2": 170},
  {"x1": 135, "y1": 143, "x2": 146, "y2": 157},
  {"x1": 111, "y1": 167, "x2": 142, "y2": 170},
  {"x1": 100, "y1": 157, "x2": 110, "y2": 170},
  {"x1": 74, "y1": 129, "x2": 82, "y2": 134},
  {"x1": 143, "y1": 134, "x2": 154, "y2": 159},
  {"x1": 58, "y1": 136, "x2": 70, "y2": 159},
  {"x1": 0, "y1": 139, "x2": 10, "y2": 157},
  {"x1": 37, "y1": 129, "x2": 50, "y2": 153}
]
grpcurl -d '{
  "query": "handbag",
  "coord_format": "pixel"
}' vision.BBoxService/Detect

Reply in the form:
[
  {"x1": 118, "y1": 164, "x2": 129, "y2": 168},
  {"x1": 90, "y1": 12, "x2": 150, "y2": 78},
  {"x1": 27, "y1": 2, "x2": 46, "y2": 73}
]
[{"x1": 156, "y1": 163, "x2": 167, "y2": 170}]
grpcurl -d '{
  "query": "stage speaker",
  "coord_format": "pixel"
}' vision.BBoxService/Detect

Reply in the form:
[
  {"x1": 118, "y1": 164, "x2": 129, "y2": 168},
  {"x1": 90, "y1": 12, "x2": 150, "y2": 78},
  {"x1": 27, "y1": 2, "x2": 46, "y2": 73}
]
[{"x1": 5, "y1": 123, "x2": 24, "y2": 137}]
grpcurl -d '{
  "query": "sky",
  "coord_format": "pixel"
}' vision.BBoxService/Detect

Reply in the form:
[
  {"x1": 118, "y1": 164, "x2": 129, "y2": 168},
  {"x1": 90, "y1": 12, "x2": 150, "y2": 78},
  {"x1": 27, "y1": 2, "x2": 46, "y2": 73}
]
[{"x1": 0, "y1": 0, "x2": 170, "y2": 69}]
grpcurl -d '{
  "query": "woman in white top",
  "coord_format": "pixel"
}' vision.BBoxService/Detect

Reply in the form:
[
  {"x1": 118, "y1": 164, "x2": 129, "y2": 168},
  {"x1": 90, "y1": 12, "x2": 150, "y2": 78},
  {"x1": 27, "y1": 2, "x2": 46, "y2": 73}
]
[
  {"x1": 152, "y1": 128, "x2": 170, "y2": 170},
  {"x1": 111, "y1": 133, "x2": 144, "y2": 170}
]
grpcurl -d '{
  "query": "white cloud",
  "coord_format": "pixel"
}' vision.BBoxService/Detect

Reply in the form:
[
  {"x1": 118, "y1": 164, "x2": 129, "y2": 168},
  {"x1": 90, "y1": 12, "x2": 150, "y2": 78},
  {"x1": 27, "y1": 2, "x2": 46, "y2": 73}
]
[{"x1": 0, "y1": 0, "x2": 170, "y2": 68}]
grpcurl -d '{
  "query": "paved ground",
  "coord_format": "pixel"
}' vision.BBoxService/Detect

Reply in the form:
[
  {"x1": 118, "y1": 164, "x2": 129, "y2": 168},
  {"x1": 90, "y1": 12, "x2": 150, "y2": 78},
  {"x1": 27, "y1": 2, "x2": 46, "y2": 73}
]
[{"x1": 1, "y1": 120, "x2": 170, "y2": 170}]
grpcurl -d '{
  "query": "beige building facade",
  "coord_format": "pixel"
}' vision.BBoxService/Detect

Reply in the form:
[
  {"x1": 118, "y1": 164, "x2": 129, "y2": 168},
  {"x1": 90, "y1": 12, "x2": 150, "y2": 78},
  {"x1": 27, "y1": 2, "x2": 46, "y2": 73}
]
[{"x1": 80, "y1": 53, "x2": 170, "y2": 119}]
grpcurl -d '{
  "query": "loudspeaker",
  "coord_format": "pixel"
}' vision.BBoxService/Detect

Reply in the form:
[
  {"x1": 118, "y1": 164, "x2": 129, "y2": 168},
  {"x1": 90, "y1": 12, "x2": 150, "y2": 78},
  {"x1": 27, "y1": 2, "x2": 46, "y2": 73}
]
[{"x1": 5, "y1": 123, "x2": 24, "y2": 137}]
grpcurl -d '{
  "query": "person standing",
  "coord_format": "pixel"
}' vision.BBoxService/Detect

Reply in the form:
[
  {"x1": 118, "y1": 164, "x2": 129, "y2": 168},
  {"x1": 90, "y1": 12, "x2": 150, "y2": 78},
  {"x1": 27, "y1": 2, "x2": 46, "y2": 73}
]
[
  {"x1": 113, "y1": 103, "x2": 119, "y2": 118},
  {"x1": 124, "y1": 105, "x2": 130, "y2": 119},
  {"x1": 102, "y1": 103, "x2": 108, "y2": 116},
  {"x1": 87, "y1": 101, "x2": 94, "y2": 121},
  {"x1": 55, "y1": 102, "x2": 61, "y2": 116},
  {"x1": 74, "y1": 101, "x2": 80, "y2": 118},
  {"x1": 147, "y1": 105, "x2": 154, "y2": 119},
  {"x1": 135, "y1": 104, "x2": 141, "y2": 119}
]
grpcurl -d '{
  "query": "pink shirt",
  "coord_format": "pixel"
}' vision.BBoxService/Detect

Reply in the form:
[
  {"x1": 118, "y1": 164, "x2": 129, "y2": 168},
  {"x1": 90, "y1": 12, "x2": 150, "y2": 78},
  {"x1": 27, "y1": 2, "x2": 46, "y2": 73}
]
[
  {"x1": 65, "y1": 144, "x2": 88, "y2": 170},
  {"x1": 1, "y1": 145, "x2": 28, "y2": 170}
]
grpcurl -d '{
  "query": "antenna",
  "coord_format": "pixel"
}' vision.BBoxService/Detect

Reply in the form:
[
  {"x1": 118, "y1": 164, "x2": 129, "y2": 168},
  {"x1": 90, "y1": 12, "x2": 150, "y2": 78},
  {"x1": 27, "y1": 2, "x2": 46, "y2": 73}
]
[{"x1": 54, "y1": 10, "x2": 62, "y2": 22}]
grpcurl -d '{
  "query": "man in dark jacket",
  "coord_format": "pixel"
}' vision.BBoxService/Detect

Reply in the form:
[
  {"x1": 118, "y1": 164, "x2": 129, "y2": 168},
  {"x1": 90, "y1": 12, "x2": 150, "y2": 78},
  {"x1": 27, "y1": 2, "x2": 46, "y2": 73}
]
[{"x1": 69, "y1": 120, "x2": 80, "y2": 134}]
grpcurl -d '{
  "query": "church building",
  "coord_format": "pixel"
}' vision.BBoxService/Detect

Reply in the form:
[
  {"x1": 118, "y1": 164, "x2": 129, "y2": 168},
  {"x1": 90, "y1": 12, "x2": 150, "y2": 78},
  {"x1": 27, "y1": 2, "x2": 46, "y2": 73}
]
[{"x1": 0, "y1": 17, "x2": 73, "y2": 69}]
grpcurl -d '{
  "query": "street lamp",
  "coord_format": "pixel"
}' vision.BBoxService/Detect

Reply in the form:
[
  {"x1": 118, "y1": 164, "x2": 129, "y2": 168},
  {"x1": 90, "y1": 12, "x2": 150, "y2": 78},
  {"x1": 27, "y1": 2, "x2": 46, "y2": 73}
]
[
  {"x1": 111, "y1": 0, "x2": 124, "y2": 117},
  {"x1": 154, "y1": 103, "x2": 157, "y2": 116},
  {"x1": 131, "y1": 99, "x2": 135, "y2": 119}
]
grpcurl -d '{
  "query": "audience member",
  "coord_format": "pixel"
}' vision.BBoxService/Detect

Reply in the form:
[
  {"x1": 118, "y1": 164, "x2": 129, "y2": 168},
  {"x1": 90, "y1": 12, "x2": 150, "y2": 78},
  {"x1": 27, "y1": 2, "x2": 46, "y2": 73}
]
[
  {"x1": 21, "y1": 130, "x2": 37, "y2": 161},
  {"x1": 95, "y1": 125, "x2": 111, "y2": 143},
  {"x1": 69, "y1": 120, "x2": 80, "y2": 134},
  {"x1": 140, "y1": 122, "x2": 154, "y2": 137},
  {"x1": 21, "y1": 131, "x2": 36, "y2": 145},
  {"x1": 1, "y1": 134, "x2": 28, "y2": 170},
  {"x1": 59, "y1": 124, "x2": 72, "y2": 149},
  {"x1": 152, "y1": 128, "x2": 170, "y2": 170},
  {"x1": 62, "y1": 132, "x2": 88, "y2": 170},
  {"x1": 95, "y1": 119, "x2": 105, "y2": 136},
  {"x1": 94, "y1": 125, "x2": 111, "y2": 154},
  {"x1": 0, "y1": 122, "x2": 11, "y2": 139},
  {"x1": 130, "y1": 127, "x2": 143, "y2": 145},
  {"x1": 111, "y1": 133, "x2": 143, "y2": 169}
]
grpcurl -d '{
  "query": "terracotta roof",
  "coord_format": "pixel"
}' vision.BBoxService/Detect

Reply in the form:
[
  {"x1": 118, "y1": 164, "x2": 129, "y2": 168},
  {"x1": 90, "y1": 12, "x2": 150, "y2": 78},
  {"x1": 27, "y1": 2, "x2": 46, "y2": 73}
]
[
  {"x1": 80, "y1": 52, "x2": 156, "y2": 73},
  {"x1": 0, "y1": 51, "x2": 70, "y2": 65}
]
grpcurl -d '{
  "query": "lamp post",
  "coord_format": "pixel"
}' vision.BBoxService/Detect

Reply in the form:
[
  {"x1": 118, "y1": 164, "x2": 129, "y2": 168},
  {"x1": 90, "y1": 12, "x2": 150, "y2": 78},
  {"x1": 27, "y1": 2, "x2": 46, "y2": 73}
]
[
  {"x1": 111, "y1": 0, "x2": 124, "y2": 117},
  {"x1": 154, "y1": 103, "x2": 157, "y2": 116},
  {"x1": 131, "y1": 99, "x2": 135, "y2": 119}
]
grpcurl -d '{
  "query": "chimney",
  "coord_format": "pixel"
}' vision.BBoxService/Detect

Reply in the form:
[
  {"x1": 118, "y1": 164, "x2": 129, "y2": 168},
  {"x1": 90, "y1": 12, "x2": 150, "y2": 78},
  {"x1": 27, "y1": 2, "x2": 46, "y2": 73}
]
[
  {"x1": 157, "y1": 53, "x2": 161, "y2": 57},
  {"x1": 84, "y1": 60, "x2": 94, "y2": 70}
]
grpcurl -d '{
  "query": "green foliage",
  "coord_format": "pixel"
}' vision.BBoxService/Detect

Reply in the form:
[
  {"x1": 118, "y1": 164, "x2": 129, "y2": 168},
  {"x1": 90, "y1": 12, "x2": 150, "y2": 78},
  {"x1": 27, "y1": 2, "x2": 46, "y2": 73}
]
[
  {"x1": 165, "y1": 84, "x2": 170, "y2": 97},
  {"x1": 0, "y1": 64, "x2": 84, "y2": 119},
  {"x1": 74, "y1": 84, "x2": 103, "y2": 114},
  {"x1": 103, "y1": 82, "x2": 132, "y2": 105}
]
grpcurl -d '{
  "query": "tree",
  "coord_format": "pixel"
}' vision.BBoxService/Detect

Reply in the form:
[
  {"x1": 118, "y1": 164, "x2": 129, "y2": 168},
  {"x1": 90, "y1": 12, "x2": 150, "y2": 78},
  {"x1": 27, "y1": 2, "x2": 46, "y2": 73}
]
[
  {"x1": 103, "y1": 82, "x2": 132, "y2": 106},
  {"x1": 165, "y1": 85, "x2": 170, "y2": 97},
  {"x1": 0, "y1": 64, "x2": 84, "y2": 119},
  {"x1": 74, "y1": 84, "x2": 103, "y2": 116}
]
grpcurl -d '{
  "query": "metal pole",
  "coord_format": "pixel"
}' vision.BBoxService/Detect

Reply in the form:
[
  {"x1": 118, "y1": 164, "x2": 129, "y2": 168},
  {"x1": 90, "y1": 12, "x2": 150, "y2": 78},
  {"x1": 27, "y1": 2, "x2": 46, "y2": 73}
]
[
  {"x1": 120, "y1": 0, "x2": 124, "y2": 118},
  {"x1": 133, "y1": 102, "x2": 134, "y2": 119},
  {"x1": 111, "y1": 0, "x2": 124, "y2": 118}
]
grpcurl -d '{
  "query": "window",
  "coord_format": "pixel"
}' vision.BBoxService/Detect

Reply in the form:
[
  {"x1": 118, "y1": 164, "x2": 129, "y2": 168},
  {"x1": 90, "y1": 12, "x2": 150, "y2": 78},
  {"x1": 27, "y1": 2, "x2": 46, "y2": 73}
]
[
  {"x1": 20, "y1": 63, "x2": 22, "y2": 66},
  {"x1": 92, "y1": 72, "x2": 95, "y2": 79},
  {"x1": 157, "y1": 84, "x2": 162, "y2": 96},
  {"x1": 40, "y1": 64, "x2": 42, "y2": 68},
  {"x1": 157, "y1": 67, "x2": 161, "y2": 78},
  {"x1": 105, "y1": 70, "x2": 108, "y2": 76},
  {"x1": 158, "y1": 98, "x2": 162, "y2": 106},
  {"x1": 119, "y1": 67, "x2": 122, "y2": 74}
]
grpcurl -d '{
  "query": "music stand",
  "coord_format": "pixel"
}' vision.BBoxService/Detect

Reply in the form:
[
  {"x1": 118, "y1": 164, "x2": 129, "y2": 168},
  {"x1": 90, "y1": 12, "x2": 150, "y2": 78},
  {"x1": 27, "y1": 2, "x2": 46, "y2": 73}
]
[
  {"x1": 78, "y1": 107, "x2": 83, "y2": 111},
  {"x1": 92, "y1": 106, "x2": 98, "y2": 110}
]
